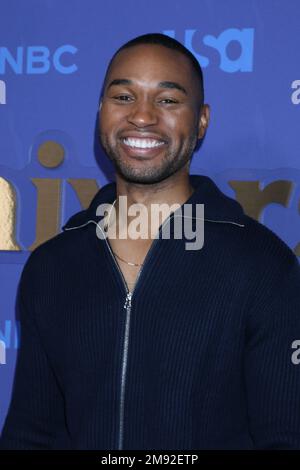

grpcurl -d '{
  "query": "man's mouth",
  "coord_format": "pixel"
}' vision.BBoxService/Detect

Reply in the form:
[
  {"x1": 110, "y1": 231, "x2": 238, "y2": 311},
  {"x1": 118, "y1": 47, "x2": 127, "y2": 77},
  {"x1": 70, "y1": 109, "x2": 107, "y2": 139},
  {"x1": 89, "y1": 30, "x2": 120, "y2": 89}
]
[{"x1": 121, "y1": 137, "x2": 166, "y2": 149}]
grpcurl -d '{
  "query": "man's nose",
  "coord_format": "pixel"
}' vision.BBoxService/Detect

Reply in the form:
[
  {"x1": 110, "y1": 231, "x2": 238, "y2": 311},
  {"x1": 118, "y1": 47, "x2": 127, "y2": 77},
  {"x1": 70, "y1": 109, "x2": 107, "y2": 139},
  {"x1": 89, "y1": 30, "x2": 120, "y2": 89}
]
[{"x1": 127, "y1": 99, "x2": 158, "y2": 127}]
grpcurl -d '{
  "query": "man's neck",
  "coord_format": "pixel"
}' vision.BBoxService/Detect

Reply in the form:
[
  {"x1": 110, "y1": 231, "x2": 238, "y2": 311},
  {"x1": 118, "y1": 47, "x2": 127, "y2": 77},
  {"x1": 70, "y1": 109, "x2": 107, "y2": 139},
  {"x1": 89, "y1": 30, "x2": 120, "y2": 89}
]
[{"x1": 112, "y1": 170, "x2": 194, "y2": 239}]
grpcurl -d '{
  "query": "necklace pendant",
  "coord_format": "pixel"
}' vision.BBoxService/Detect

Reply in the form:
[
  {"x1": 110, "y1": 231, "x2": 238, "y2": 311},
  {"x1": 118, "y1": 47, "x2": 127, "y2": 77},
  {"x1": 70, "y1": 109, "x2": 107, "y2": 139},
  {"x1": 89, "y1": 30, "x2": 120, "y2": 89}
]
[{"x1": 128, "y1": 261, "x2": 137, "y2": 267}]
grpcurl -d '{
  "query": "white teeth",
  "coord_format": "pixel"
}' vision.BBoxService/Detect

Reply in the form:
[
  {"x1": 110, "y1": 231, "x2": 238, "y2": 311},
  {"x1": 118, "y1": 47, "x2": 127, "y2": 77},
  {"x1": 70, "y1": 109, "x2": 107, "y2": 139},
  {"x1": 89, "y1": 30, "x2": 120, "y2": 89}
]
[{"x1": 122, "y1": 137, "x2": 165, "y2": 149}]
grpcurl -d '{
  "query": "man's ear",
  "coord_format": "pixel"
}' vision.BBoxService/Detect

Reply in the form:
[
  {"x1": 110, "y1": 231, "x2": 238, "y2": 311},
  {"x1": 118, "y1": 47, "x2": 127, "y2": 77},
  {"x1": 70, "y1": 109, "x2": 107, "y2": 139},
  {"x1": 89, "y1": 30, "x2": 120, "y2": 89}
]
[
  {"x1": 198, "y1": 104, "x2": 210, "y2": 140},
  {"x1": 99, "y1": 100, "x2": 102, "y2": 110}
]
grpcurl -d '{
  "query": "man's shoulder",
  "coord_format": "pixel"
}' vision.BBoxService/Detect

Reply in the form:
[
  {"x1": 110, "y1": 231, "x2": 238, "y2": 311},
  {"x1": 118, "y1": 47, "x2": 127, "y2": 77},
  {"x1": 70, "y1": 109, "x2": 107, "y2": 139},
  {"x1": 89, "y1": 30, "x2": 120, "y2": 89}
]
[
  {"x1": 240, "y1": 213, "x2": 299, "y2": 277},
  {"x1": 32, "y1": 228, "x2": 79, "y2": 256},
  {"x1": 22, "y1": 223, "x2": 91, "y2": 280}
]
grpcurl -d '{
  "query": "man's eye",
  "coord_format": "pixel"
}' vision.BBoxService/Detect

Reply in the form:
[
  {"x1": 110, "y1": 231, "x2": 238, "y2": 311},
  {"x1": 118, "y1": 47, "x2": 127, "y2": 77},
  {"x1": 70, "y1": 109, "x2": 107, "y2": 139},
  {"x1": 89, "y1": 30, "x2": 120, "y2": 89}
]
[
  {"x1": 159, "y1": 98, "x2": 178, "y2": 104},
  {"x1": 114, "y1": 95, "x2": 132, "y2": 101}
]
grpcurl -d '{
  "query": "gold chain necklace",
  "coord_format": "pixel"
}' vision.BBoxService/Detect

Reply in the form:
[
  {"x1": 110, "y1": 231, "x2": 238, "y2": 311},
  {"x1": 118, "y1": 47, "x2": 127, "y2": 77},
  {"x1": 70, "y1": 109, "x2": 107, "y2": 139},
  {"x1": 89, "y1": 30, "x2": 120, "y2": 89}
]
[{"x1": 105, "y1": 198, "x2": 144, "y2": 267}]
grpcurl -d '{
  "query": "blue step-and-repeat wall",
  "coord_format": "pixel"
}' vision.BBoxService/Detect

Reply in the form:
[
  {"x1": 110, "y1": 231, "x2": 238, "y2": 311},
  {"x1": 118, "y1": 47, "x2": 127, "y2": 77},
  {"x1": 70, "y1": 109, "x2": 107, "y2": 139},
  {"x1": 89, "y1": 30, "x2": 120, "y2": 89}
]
[{"x1": 0, "y1": 0, "x2": 300, "y2": 432}]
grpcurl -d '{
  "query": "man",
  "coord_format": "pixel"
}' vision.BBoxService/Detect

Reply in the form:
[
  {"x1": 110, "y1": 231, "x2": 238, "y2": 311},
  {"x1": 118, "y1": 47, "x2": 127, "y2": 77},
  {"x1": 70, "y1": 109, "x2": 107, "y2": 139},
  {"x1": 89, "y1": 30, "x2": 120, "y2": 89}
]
[{"x1": 1, "y1": 33, "x2": 300, "y2": 450}]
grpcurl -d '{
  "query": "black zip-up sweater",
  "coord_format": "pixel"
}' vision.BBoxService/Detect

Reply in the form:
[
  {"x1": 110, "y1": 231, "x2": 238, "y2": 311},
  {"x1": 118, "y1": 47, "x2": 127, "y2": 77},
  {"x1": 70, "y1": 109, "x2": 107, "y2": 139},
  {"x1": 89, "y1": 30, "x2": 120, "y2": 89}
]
[{"x1": 1, "y1": 174, "x2": 300, "y2": 450}]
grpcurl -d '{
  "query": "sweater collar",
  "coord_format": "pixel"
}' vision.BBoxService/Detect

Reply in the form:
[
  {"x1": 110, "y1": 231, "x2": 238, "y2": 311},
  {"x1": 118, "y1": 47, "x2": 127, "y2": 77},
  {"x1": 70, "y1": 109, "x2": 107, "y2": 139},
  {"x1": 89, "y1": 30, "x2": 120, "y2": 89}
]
[{"x1": 62, "y1": 174, "x2": 246, "y2": 231}]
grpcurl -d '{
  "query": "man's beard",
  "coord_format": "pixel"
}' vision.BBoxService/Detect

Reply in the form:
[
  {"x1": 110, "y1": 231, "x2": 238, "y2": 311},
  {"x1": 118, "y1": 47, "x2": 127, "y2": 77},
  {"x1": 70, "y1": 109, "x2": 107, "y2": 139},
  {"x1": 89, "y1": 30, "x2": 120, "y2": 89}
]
[{"x1": 99, "y1": 133, "x2": 198, "y2": 185}]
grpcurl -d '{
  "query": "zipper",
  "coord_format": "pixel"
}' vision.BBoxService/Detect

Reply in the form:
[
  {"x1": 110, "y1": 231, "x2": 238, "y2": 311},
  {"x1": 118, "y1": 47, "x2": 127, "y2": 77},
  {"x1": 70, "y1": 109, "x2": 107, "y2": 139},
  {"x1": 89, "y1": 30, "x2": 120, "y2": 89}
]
[
  {"x1": 64, "y1": 217, "x2": 160, "y2": 449},
  {"x1": 63, "y1": 211, "x2": 245, "y2": 450},
  {"x1": 94, "y1": 217, "x2": 162, "y2": 450},
  {"x1": 118, "y1": 290, "x2": 131, "y2": 450}
]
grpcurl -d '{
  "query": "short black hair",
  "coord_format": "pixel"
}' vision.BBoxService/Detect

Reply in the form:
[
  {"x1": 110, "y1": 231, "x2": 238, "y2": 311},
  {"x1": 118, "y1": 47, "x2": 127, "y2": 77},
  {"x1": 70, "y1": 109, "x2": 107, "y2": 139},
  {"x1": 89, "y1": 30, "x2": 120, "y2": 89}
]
[{"x1": 102, "y1": 32, "x2": 204, "y2": 105}]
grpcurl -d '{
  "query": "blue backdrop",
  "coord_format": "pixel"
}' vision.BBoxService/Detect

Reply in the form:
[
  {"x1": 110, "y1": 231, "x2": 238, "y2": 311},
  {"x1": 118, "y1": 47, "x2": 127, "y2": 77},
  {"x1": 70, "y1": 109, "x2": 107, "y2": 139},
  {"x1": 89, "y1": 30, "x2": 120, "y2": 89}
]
[{"x1": 1, "y1": 0, "x2": 300, "y2": 432}]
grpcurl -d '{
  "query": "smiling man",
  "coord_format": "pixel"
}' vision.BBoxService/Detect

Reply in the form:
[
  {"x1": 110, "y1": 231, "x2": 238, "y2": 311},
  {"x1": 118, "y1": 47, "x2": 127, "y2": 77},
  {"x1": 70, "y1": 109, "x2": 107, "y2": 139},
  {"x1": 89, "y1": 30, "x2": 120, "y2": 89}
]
[
  {"x1": 1, "y1": 33, "x2": 300, "y2": 451},
  {"x1": 97, "y1": 37, "x2": 209, "y2": 290}
]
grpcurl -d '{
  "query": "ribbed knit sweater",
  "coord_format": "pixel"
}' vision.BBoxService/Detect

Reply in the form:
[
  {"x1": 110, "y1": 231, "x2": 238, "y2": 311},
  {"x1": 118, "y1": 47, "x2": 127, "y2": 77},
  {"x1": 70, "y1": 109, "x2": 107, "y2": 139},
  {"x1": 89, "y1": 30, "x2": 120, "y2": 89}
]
[{"x1": 1, "y1": 174, "x2": 300, "y2": 450}]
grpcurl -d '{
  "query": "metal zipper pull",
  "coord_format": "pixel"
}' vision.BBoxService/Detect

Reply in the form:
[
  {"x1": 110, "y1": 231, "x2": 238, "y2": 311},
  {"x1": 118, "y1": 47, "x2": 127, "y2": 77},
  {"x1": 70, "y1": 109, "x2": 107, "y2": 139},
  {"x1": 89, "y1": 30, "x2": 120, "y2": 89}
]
[{"x1": 123, "y1": 292, "x2": 132, "y2": 310}]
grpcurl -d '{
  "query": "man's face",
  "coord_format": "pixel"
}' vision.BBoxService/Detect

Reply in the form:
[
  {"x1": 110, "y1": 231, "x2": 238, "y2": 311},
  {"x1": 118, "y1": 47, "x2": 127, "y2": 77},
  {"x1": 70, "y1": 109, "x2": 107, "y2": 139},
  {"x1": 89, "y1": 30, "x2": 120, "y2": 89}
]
[{"x1": 99, "y1": 44, "x2": 209, "y2": 184}]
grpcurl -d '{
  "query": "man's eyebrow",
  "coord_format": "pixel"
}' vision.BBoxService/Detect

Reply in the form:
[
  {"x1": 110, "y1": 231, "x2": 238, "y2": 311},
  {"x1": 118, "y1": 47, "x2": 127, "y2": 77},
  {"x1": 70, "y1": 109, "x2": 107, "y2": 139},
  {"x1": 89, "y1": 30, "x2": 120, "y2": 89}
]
[
  {"x1": 158, "y1": 81, "x2": 187, "y2": 95},
  {"x1": 107, "y1": 78, "x2": 132, "y2": 89},
  {"x1": 106, "y1": 78, "x2": 187, "y2": 95}
]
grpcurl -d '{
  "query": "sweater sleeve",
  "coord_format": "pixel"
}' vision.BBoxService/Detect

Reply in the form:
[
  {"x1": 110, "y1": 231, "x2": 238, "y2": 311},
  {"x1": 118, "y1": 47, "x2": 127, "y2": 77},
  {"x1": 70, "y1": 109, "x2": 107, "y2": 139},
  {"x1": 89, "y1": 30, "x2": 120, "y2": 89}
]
[
  {"x1": 244, "y1": 253, "x2": 300, "y2": 449},
  {"x1": 0, "y1": 271, "x2": 67, "y2": 449}
]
